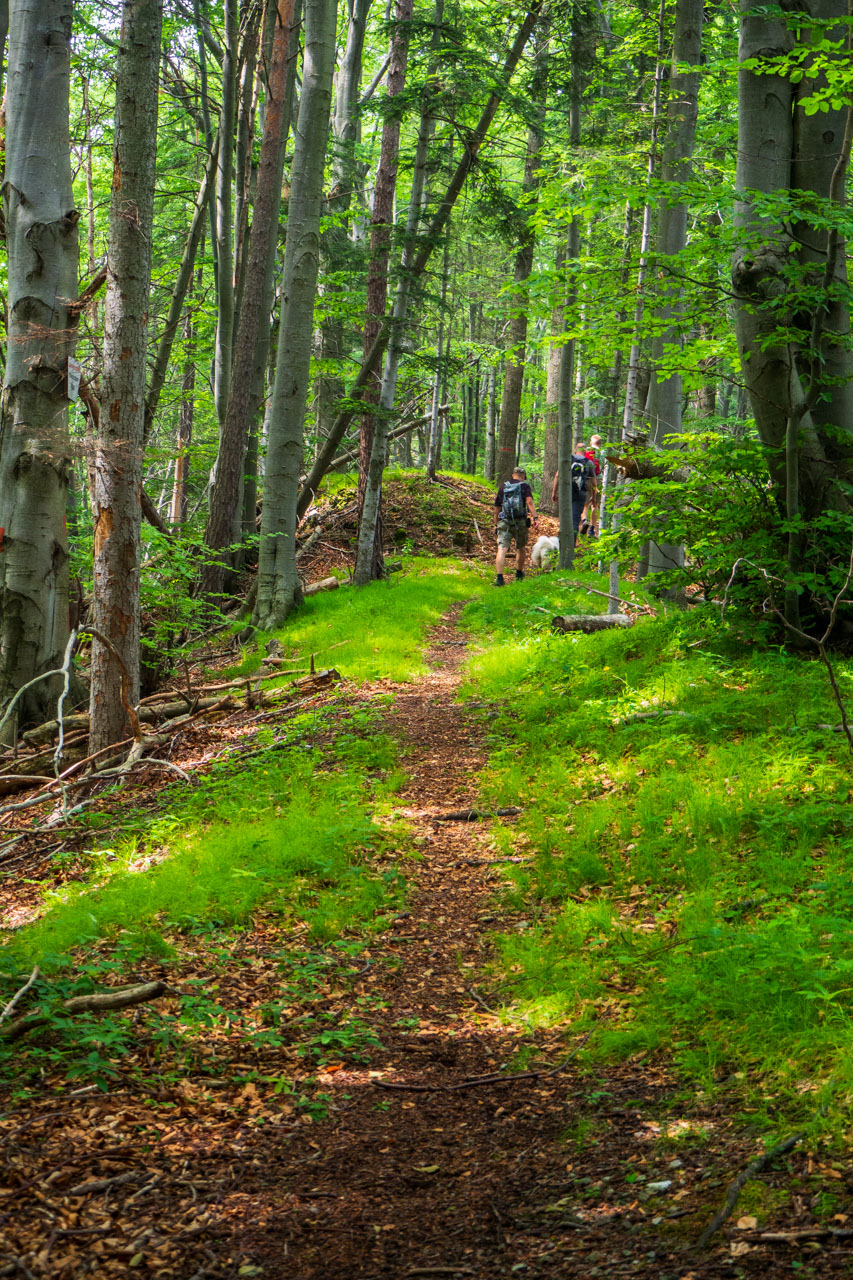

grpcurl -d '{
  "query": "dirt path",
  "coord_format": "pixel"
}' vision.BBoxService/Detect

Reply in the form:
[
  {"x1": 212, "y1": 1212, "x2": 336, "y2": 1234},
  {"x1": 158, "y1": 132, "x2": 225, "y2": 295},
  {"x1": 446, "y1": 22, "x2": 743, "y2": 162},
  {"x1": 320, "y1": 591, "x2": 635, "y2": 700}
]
[{"x1": 1, "y1": 610, "x2": 845, "y2": 1278}]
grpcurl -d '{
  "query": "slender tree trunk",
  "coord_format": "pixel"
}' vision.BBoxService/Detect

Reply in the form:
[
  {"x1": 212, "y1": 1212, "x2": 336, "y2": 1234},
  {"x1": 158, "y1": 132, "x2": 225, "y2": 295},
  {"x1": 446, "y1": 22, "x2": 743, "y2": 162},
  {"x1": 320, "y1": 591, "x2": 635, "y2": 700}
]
[
  {"x1": 427, "y1": 228, "x2": 451, "y2": 480},
  {"x1": 484, "y1": 363, "x2": 497, "y2": 480},
  {"x1": 355, "y1": 0, "x2": 443, "y2": 582},
  {"x1": 643, "y1": 0, "x2": 703, "y2": 583},
  {"x1": 316, "y1": 0, "x2": 375, "y2": 451},
  {"x1": 203, "y1": 0, "x2": 298, "y2": 602},
  {"x1": 254, "y1": 0, "x2": 338, "y2": 630},
  {"x1": 213, "y1": 0, "x2": 239, "y2": 428},
  {"x1": 89, "y1": 0, "x2": 163, "y2": 752},
  {"x1": 541, "y1": 241, "x2": 566, "y2": 513},
  {"x1": 0, "y1": 0, "x2": 78, "y2": 736},
  {"x1": 144, "y1": 132, "x2": 219, "y2": 444},
  {"x1": 170, "y1": 305, "x2": 195, "y2": 527},
  {"x1": 557, "y1": 220, "x2": 580, "y2": 569},
  {"x1": 495, "y1": 24, "x2": 547, "y2": 484},
  {"x1": 354, "y1": 0, "x2": 414, "y2": 583},
  {"x1": 299, "y1": 0, "x2": 544, "y2": 514}
]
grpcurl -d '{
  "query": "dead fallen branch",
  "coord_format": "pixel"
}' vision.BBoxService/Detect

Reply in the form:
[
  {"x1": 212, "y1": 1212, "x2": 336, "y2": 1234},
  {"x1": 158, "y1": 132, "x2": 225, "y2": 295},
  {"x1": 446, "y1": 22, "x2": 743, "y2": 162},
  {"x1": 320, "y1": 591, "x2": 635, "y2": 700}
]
[
  {"x1": 434, "y1": 806, "x2": 522, "y2": 823},
  {"x1": 563, "y1": 579, "x2": 654, "y2": 613},
  {"x1": 615, "y1": 709, "x2": 691, "y2": 725},
  {"x1": 302, "y1": 576, "x2": 340, "y2": 597},
  {"x1": 15, "y1": 668, "x2": 341, "y2": 756},
  {"x1": 1, "y1": 980, "x2": 171, "y2": 1042},
  {"x1": 552, "y1": 614, "x2": 634, "y2": 634},
  {"x1": 743, "y1": 1227, "x2": 853, "y2": 1243},
  {"x1": 373, "y1": 1029, "x2": 594, "y2": 1095},
  {"x1": 695, "y1": 1130, "x2": 807, "y2": 1249},
  {"x1": 0, "y1": 967, "x2": 40, "y2": 1029}
]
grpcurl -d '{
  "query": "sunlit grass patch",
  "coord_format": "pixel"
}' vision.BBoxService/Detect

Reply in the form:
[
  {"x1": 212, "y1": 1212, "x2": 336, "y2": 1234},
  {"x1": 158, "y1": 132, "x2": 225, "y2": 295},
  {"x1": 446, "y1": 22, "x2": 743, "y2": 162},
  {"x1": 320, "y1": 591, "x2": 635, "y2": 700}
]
[
  {"x1": 2, "y1": 707, "x2": 410, "y2": 973},
  {"x1": 464, "y1": 596, "x2": 853, "y2": 1125},
  {"x1": 229, "y1": 556, "x2": 487, "y2": 684}
]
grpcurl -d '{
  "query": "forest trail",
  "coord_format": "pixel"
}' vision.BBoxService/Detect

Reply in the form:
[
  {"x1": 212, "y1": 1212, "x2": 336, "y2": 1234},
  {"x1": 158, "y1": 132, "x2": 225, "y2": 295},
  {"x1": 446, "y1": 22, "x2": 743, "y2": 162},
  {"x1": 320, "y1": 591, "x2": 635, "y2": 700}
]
[{"x1": 0, "y1": 606, "x2": 839, "y2": 1280}]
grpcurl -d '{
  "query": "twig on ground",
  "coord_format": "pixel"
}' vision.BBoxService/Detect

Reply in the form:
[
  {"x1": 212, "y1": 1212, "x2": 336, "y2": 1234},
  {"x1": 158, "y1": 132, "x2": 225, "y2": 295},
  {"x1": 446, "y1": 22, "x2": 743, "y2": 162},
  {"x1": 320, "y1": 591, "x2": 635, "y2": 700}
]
[
  {"x1": 695, "y1": 1130, "x2": 807, "y2": 1249},
  {"x1": 615, "y1": 709, "x2": 691, "y2": 725},
  {"x1": 0, "y1": 967, "x2": 39, "y2": 1028},
  {"x1": 65, "y1": 1170, "x2": 146, "y2": 1197},
  {"x1": 404, "y1": 1269, "x2": 476, "y2": 1277},
  {"x1": 434, "y1": 806, "x2": 522, "y2": 822},
  {"x1": 744, "y1": 1227, "x2": 853, "y2": 1242},
  {"x1": 1, "y1": 979, "x2": 170, "y2": 1042}
]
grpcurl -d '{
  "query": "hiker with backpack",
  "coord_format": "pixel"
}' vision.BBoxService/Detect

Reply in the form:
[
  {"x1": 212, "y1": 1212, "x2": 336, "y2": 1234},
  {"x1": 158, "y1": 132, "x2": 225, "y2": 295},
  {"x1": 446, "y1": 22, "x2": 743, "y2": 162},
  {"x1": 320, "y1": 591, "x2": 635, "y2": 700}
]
[
  {"x1": 551, "y1": 441, "x2": 596, "y2": 537},
  {"x1": 493, "y1": 466, "x2": 538, "y2": 586},
  {"x1": 580, "y1": 433, "x2": 603, "y2": 537}
]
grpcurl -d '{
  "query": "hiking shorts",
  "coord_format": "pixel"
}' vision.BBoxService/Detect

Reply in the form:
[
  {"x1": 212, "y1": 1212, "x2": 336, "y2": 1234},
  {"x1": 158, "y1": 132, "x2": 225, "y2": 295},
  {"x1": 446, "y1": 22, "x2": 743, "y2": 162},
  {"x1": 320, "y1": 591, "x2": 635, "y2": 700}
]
[{"x1": 496, "y1": 517, "x2": 529, "y2": 550}]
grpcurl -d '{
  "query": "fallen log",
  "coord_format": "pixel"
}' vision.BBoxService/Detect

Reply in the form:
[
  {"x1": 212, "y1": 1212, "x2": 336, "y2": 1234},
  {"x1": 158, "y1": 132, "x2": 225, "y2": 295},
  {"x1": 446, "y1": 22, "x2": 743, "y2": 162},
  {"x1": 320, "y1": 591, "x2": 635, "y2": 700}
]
[
  {"x1": 2, "y1": 670, "x2": 342, "y2": 795},
  {"x1": 1, "y1": 980, "x2": 170, "y2": 1042},
  {"x1": 20, "y1": 666, "x2": 337, "y2": 748},
  {"x1": 551, "y1": 614, "x2": 634, "y2": 634},
  {"x1": 435, "y1": 806, "x2": 522, "y2": 822},
  {"x1": 303, "y1": 576, "x2": 340, "y2": 597}
]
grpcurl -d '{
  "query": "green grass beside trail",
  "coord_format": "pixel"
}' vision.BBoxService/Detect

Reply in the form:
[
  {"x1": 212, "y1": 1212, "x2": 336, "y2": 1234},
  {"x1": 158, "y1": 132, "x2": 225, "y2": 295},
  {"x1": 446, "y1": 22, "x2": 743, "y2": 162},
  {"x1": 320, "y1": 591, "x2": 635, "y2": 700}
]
[
  {"x1": 229, "y1": 554, "x2": 485, "y2": 683},
  {"x1": 3, "y1": 558, "x2": 487, "y2": 971},
  {"x1": 0, "y1": 556, "x2": 493, "y2": 1091},
  {"x1": 460, "y1": 574, "x2": 853, "y2": 1134}
]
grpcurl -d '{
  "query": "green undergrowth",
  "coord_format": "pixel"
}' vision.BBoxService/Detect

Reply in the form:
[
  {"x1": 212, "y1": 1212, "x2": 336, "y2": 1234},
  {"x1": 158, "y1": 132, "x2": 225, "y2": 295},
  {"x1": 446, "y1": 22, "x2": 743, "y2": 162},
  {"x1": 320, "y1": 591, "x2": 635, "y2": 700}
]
[
  {"x1": 226, "y1": 554, "x2": 484, "y2": 683},
  {"x1": 0, "y1": 703, "x2": 412, "y2": 1092},
  {"x1": 4, "y1": 709, "x2": 407, "y2": 973},
  {"x1": 0, "y1": 557, "x2": 496, "y2": 1092},
  {"x1": 461, "y1": 572, "x2": 853, "y2": 1136}
]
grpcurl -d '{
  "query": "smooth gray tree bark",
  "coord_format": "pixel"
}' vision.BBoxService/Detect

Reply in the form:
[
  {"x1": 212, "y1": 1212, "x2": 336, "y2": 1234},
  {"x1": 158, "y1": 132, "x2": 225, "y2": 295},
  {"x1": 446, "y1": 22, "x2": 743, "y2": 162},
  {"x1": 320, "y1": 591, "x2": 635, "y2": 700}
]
[
  {"x1": 254, "y1": 0, "x2": 338, "y2": 631},
  {"x1": 732, "y1": 0, "x2": 853, "y2": 629},
  {"x1": 495, "y1": 25, "x2": 548, "y2": 485},
  {"x1": 353, "y1": 0, "x2": 415, "y2": 584},
  {"x1": 642, "y1": 0, "x2": 703, "y2": 583},
  {"x1": 89, "y1": 0, "x2": 164, "y2": 753},
  {"x1": 202, "y1": 0, "x2": 298, "y2": 602},
  {"x1": 0, "y1": 0, "x2": 79, "y2": 736}
]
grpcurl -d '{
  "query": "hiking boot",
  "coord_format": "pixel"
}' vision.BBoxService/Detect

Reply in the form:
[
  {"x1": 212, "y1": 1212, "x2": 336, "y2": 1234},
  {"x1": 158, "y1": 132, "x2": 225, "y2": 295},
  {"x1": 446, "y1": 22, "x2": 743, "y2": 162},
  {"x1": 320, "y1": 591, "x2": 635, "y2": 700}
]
[
  {"x1": 494, "y1": 573, "x2": 505, "y2": 586},
  {"x1": 515, "y1": 569, "x2": 525, "y2": 580}
]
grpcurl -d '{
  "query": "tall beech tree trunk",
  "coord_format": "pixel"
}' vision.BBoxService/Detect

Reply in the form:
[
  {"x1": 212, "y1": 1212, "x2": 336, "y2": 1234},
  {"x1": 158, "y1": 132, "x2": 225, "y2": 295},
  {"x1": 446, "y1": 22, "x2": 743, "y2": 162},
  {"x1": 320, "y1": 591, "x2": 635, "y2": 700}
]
[
  {"x1": 355, "y1": 0, "x2": 443, "y2": 584},
  {"x1": 89, "y1": 0, "x2": 164, "y2": 753},
  {"x1": 212, "y1": 0, "x2": 239, "y2": 429},
  {"x1": 202, "y1": 0, "x2": 298, "y2": 602},
  {"x1": 541, "y1": 241, "x2": 566, "y2": 514},
  {"x1": 254, "y1": 0, "x2": 338, "y2": 631},
  {"x1": 641, "y1": 0, "x2": 703, "y2": 584},
  {"x1": 353, "y1": 0, "x2": 414, "y2": 584},
  {"x1": 733, "y1": 0, "x2": 853, "y2": 631},
  {"x1": 495, "y1": 26, "x2": 548, "y2": 485},
  {"x1": 316, "y1": 0, "x2": 374, "y2": 451},
  {"x1": 0, "y1": 0, "x2": 78, "y2": 736}
]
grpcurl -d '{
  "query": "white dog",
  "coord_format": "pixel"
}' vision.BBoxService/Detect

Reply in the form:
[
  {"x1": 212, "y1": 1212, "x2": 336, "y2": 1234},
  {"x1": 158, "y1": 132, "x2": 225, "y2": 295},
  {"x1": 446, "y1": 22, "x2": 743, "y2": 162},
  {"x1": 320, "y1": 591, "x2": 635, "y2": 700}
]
[{"x1": 530, "y1": 534, "x2": 559, "y2": 569}]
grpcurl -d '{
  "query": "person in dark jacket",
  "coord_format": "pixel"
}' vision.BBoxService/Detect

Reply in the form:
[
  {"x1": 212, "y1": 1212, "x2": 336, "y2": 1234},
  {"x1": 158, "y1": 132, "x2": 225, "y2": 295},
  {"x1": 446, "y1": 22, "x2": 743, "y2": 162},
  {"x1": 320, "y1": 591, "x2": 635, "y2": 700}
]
[
  {"x1": 551, "y1": 442, "x2": 596, "y2": 536},
  {"x1": 493, "y1": 466, "x2": 538, "y2": 585}
]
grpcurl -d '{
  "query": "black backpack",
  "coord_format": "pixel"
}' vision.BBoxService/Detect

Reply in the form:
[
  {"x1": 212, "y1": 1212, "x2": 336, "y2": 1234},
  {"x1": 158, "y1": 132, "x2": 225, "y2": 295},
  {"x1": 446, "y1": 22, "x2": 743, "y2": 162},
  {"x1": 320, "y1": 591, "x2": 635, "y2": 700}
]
[
  {"x1": 571, "y1": 456, "x2": 588, "y2": 496},
  {"x1": 501, "y1": 480, "x2": 527, "y2": 523}
]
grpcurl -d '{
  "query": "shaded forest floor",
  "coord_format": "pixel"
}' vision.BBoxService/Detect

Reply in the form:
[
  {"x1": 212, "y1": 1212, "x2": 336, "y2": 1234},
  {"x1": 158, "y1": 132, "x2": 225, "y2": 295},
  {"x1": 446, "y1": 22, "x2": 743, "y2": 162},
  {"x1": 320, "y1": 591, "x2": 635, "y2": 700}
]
[{"x1": 0, "y1": 611, "x2": 850, "y2": 1278}]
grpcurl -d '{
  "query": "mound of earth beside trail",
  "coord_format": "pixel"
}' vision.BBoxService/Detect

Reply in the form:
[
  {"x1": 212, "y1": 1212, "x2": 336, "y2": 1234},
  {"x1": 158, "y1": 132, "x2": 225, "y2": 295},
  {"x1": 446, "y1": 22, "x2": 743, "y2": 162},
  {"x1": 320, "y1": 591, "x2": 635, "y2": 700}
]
[{"x1": 295, "y1": 472, "x2": 559, "y2": 582}]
